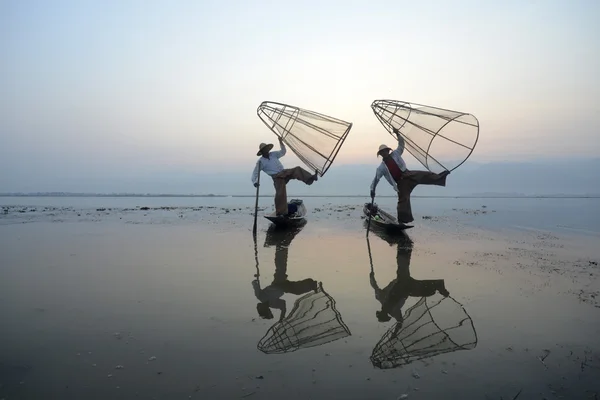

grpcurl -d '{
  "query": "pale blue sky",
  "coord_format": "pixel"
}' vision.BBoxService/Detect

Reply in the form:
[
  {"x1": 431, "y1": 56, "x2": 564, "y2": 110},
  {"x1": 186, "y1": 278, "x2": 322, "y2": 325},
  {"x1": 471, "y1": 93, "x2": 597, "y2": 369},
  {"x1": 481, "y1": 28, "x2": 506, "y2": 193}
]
[{"x1": 1, "y1": 0, "x2": 599, "y2": 192}]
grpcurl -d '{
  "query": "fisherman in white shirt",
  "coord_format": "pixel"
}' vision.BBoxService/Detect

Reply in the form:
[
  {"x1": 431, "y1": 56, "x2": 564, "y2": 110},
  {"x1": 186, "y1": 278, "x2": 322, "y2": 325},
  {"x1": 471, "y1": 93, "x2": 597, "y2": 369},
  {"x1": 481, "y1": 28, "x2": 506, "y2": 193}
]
[
  {"x1": 252, "y1": 137, "x2": 318, "y2": 217},
  {"x1": 370, "y1": 128, "x2": 450, "y2": 223}
]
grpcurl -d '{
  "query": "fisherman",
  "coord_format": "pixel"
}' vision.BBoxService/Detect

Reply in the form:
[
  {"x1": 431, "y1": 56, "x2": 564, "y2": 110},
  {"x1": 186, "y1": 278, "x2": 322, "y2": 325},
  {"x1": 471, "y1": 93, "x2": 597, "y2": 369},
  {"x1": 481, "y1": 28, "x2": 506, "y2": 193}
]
[
  {"x1": 253, "y1": 274, "x2": 318, "y2": 321},
  {"x1": 252, "y1": 137, "x2": 318, "y2": 217},
  {"x1": 370, "y1": 128, "x2": 450, "y2": 223},
  {"x1": 253, "y1": 223, "x2": 318, "y2": 321},
  {"x1": 370, "y1": 237, "x2": 449, "y2": 323}
]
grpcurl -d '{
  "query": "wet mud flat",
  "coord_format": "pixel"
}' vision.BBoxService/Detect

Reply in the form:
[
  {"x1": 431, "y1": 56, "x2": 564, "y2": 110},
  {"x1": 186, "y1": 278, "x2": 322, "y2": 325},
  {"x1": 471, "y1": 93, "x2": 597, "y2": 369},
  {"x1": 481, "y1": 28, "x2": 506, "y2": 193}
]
[
  {"x1": 0, "y1": 204, "x2": 363, "y2": 225},
  {"x1": 0, "y1": 202, "x2": 599, "y2": 399}
]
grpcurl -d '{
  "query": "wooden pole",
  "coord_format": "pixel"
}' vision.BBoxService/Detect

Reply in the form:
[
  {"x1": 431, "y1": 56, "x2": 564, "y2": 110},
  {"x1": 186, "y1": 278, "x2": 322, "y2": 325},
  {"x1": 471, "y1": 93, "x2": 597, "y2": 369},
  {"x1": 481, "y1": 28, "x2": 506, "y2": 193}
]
[{"x1": 252, "y1": 161, "x2": 261, "y2": 237}]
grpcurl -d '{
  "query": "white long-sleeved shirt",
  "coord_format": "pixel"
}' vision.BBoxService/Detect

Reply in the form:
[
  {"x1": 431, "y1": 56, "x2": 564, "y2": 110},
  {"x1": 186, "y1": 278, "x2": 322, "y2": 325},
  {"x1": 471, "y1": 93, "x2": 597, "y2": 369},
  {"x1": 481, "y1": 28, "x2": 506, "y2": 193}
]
[
  {"x1": 251, "y1": 142, "x2": 287, "y2": 184},
  {"x1": 370, "y1": 135, "x2": 407, "y2": 193}
]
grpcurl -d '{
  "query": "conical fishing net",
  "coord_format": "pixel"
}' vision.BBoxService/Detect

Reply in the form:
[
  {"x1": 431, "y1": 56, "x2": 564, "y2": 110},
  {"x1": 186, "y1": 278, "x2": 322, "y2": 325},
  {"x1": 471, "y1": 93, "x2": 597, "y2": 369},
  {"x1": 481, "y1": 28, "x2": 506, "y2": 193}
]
[
  {"x1": 371, "y1": 293, "x2": 477, "y2": 368},
  {"x1": 257, "y1": 101, "x2": 353, "y2": 176},
  {"x1": 257, "y1": 283, "x2": 351, "y2": 354},
  {"x1": 371, "y1": 100, "x2": 479, "y2": 173}
]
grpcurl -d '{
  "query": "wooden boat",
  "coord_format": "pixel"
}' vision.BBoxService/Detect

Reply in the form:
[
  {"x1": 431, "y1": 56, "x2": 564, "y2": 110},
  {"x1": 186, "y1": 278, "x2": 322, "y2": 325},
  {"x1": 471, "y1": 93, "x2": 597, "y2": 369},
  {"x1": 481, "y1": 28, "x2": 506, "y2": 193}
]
[
  {"x1": 364, "y1": 202, "x2": 413, "y2": 233},
  {"x1": 264, "y1": 199, "x2": 307, "y2": 228}
]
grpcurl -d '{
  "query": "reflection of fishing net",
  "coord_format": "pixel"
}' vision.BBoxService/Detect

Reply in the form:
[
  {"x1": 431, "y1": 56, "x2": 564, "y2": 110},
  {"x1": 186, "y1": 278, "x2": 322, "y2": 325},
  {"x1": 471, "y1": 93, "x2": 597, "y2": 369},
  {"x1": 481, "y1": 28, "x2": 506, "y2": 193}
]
[
  {"x1": 257, "y1": 283, "x2": 351, "y2": 354},
  {"x1": 257, "y1": 101, "x2": 353, "y2": 176},
  {"x1": 371, "y1": 100, "x2": 479, "y2": 173},
  {"x1": 371, "y1": 293, "x2": 477, "y2": 368}
]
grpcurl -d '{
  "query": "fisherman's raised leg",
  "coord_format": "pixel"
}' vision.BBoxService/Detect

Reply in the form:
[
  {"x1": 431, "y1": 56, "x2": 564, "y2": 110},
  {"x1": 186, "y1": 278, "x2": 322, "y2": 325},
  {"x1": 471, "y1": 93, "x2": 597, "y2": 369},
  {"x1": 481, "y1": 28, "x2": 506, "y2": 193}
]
[
  {"x1": 290, "y1": 166, "x2": 318, "y2": 184},
  {"x1": 407, "y1": 278, "x2": 449, "y2": 297},
  {"x1": 404, "y1": 170, "x2": 449, "y2": 186},
  {"x1": 274, "y1": 166, "x2": 318, "y2": 185}
]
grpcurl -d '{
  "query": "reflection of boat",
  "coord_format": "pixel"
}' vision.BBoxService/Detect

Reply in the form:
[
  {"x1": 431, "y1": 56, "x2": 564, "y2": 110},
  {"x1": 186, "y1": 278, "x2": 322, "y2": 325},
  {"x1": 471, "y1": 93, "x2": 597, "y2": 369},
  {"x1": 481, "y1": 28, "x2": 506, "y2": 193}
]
[
  {"x1": 364, "y1": 202, "x2": 413, "y2": 233},
  {"x1": 264, "y1": 219, "x2": 306, "y2": 248},
  {"x1": 265, "y1": 199, "x2": 307, "y2": 228},
  {"x1": 367, "y1": 220, "x2": 412, "y2": 247}
]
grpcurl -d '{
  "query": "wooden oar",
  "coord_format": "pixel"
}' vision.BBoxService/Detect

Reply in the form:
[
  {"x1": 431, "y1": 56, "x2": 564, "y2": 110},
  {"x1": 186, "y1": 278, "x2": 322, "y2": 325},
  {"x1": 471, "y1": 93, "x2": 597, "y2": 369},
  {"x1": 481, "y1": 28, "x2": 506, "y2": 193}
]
[
  {"x1": 366, "y1": 194, "x2": 375, "y2": 237},
  {"x1": 252, "y1": 161, "x2": 261, "y2": 237}
]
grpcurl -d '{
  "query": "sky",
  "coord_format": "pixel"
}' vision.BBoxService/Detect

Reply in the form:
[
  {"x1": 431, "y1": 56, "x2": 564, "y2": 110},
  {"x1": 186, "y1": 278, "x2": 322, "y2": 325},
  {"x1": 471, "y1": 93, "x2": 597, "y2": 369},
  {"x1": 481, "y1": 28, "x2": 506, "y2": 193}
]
[{"x1": 1, "y1": 0, "x2": 599, "y2": 193}]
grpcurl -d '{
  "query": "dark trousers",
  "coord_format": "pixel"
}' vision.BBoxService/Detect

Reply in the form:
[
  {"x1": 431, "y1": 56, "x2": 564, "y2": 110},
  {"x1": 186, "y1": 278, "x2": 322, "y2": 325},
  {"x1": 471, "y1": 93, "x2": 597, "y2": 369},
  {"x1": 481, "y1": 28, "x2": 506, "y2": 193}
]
[
  {"x1": 396, "y1": 171, "x2": 447, "y2": 223},
  {"x1": 272, "y1": 167, "x2": 315, "y2": 214}
]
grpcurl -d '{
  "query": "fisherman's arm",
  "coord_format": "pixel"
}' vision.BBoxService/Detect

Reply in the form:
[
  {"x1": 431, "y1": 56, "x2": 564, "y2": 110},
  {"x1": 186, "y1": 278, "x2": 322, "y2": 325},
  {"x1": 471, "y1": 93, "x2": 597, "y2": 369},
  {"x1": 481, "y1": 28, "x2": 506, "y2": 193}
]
[
  {"x1": 270, "y1": 299, "x2": 286, "y2": 321},
  {"x1": 252, "y1": 279, "x2": 262, "y2": 299},
  {"x1": 370, "y1": 273, "x2": 381, "y2": 294},
  {"x1": 393, "y1": 128, "x2": 405, "y2": 155},
  {"x1": 251, "y1": 160, "x2": 261, "y2": 186},
  {"x1": 272, "y1": 137, "x2": 286, "y2": 158},
  {"x1": 279, "y1": 304, "x2": 287, "y2": 321},
  {"x1": 370, "y1": 167, "x2": 383, "y2": 197}
]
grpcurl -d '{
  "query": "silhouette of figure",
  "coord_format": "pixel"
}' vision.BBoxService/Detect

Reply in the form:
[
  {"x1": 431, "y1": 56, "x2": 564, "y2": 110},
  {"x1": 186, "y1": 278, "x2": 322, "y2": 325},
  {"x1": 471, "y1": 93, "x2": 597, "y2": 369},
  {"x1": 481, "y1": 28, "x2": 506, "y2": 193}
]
[
  {"x1": 252, "y1": 222, "x2": 317, "y2": 321},
  {"x1": 368, "y1": 234, "x2": 449, "y2": 323},
  {"x1": 252, "y1": 223, "x2": 351, "y2": 354}
]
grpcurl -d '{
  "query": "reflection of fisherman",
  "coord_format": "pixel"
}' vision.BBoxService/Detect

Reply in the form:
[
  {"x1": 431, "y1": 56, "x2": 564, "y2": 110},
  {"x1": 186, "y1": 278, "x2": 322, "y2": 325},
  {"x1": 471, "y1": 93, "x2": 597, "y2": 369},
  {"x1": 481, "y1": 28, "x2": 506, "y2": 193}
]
[
  {"x1": 253, "y1": 226, "x2": 317, "y2": 321},
  {"x1": 370, "y1": 238, "x2": 449, "y2": 323},
  {"x1": 251, "y1": 137, "x2": 318, "y2": 217},
  {"x1": 370, "y1": 128, "x2": 450, "y2": 223},
  {"x1": 252, "y1": 272, "x2": 317, "y2": 321}
]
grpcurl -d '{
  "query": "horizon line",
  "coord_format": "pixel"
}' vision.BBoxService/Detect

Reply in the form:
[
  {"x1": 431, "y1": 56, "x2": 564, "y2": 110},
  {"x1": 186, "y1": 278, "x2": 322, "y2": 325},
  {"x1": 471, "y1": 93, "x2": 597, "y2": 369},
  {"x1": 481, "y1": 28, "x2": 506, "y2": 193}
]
[{"x1": 1, "y1": 192, "x2": 600, "y2": 199}]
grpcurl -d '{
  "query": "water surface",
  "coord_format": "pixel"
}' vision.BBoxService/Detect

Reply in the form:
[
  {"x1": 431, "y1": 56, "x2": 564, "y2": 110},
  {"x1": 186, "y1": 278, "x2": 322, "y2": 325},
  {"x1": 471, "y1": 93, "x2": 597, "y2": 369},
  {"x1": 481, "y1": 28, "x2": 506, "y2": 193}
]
[{"x1": 0, "y1": 197, "x2": 598, "y2": 399}]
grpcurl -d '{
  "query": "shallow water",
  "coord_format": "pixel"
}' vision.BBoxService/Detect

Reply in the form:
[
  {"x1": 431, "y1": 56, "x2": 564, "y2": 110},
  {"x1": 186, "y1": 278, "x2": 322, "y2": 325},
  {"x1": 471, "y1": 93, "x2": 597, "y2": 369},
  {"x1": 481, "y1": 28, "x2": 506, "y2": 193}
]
[
  {"x1": 3, "y1": 196, "x2": 600, "y2": 235},
  {"x1": 0, "y1": 197, "x2": 599, "y2": 399}
]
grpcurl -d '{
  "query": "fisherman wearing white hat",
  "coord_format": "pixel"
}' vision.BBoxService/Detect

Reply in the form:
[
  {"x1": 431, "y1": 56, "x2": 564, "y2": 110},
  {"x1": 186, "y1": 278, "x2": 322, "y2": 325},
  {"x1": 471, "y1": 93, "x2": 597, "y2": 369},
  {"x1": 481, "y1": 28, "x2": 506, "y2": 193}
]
[
  {"x1": 370, "y1": 128, "x2": 449, "y2": 223},
  {"x1": 252, "y1": 137, "x2": 318, "y2": 217}
]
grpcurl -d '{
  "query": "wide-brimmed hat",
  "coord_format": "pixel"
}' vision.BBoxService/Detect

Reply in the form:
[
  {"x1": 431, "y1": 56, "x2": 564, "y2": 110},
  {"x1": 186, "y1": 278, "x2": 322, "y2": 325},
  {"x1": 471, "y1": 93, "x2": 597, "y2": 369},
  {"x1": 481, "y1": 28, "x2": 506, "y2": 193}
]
[
  {"x1": 377, "y1": 144, "x2": 392, "y2": 156},
  {"x1": 257, "y1": 142, "x2": 274, "y2": 156}
]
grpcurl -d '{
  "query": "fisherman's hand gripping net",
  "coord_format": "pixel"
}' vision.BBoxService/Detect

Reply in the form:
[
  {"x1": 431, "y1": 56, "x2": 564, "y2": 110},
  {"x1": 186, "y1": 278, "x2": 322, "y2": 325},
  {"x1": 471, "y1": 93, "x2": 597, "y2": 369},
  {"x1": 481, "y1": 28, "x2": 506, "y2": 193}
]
[
  {"x1": 371, "y1": 100, "x2": 479, "y2": 174},
  {"x1": 370, "y1": 293, "x2": 478, "y2": 369},
  {"x1": 257, "y1": 283, "x2": 351, "y2": 354},
  {"x1": 257, "y1": 101, "x2": 353, "y2": 176}
]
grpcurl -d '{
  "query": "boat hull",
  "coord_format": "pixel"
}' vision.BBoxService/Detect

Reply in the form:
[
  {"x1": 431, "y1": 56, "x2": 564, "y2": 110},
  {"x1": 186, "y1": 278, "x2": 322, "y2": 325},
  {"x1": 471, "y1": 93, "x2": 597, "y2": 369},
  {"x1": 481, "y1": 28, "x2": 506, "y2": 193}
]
[
  {"x1": 363, "y1": 202, "x2": 413, "y2": 232},
  {"x1": 265, "y1": 199, "x2": 307, "y2": 228}
]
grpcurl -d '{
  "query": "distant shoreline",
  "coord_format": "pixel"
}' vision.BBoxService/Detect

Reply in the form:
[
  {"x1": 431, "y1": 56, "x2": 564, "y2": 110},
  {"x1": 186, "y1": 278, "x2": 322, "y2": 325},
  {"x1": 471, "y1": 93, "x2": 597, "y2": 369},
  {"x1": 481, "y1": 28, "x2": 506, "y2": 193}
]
[{"x1": 1, "y1": 193, "x2": 599, "y2": 199}]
